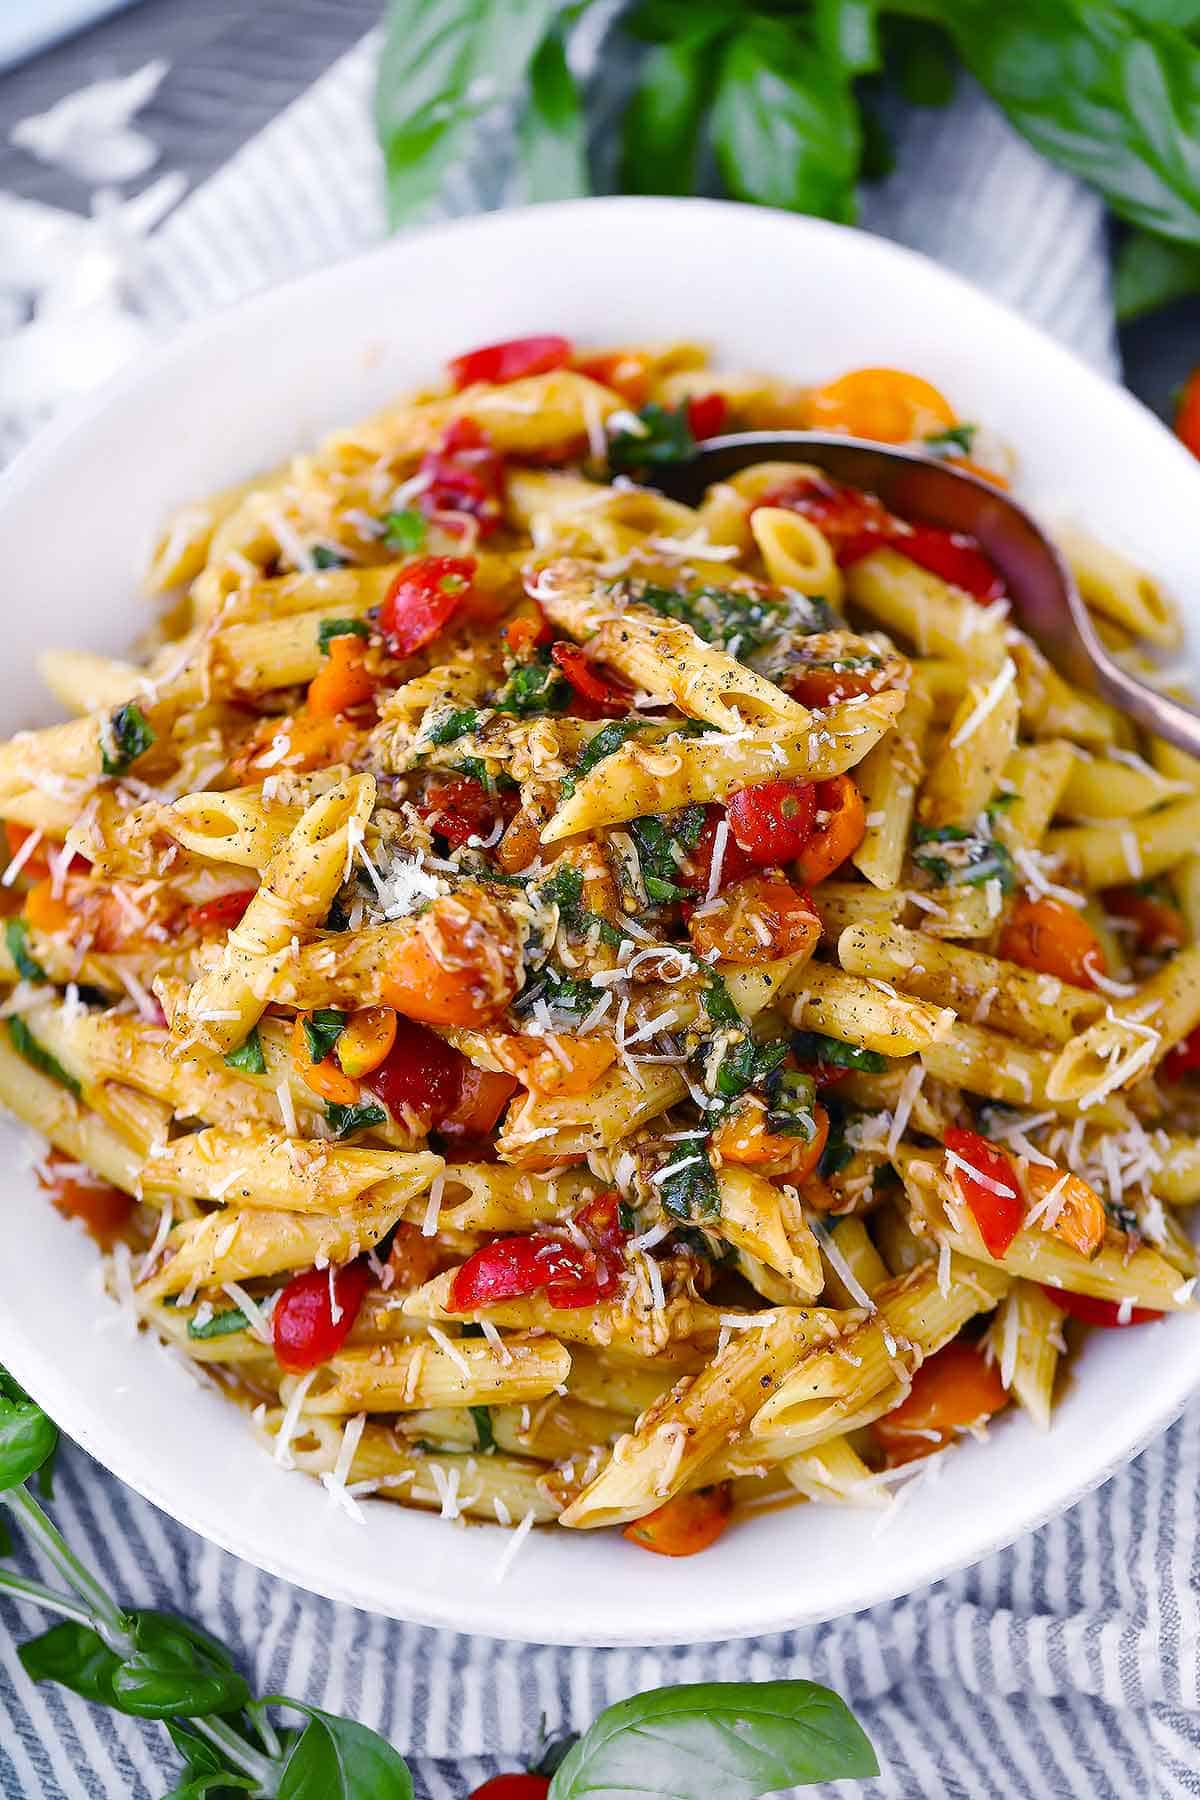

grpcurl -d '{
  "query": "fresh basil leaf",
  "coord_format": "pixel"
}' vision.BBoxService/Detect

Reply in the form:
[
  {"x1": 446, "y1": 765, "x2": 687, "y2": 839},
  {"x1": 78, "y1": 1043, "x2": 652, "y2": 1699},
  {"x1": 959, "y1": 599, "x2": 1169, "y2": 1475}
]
[
  {"x1": 325, "y1": 1100, "x2": 388, "y2": 1139},
  {"x1": 0, "y1": 1367, "x2": 58, "y2": 1489},
  {"x1": 818, "y1": 1103, "x2": 853, "y2": 1177},
  {"x1": 100, "y1": 702, "x2": 155, "y2": 778},
  {"x1": 712, "y1": 18, "x2": 860, "y2": 223},
  {"x1": 223, "y1": 1027, "x2": 266, "y2": 1076},
  {"x1": 656, "y1": 1135, "x2": 721, "y2": 1222},
  {"x1": 701, "y1": 971, "x2": 741, "y2": 1029},
  {"x1": 37, "y1": 1438, "x2": 58, "y2": 1499},
  {"x1": 317, "y1": 618, "x2": 370, "y2": 654},
  {"x1": 564, "y1": 720, "x2": 644, "y2": 796},
  {"x1": 109, "y1": 1612, "x2": 248, "y2": 1719},
  {"x1": 1115, "y1": 225, "x2": 1200, "y2": 318},
  {"x1": 310, "y1": 546, "x2": 347, "y2": 570},
  {"x1": 607, "y1": 401, "x2": 696, "y2": 472},
  {"x1": 5, "y1": 917, "x2": 47, "y2": 983},
  {"x1": 493, "y1": 653, "x2": 569, "y2": 717},
  {"x1": 621, "y1": 38, "x2": 717, "y2": 195},
  {"x1": 269, "y1": 1701, "x2": 413, "y2": 1800},
  {"x1": 625, "y1": 0, "x2": 742, "y2": 51},
  {"x1": 885, "y1": 15, "x2": 956, "y2": 106},
  {"x1": 548, "y1": 1678, "x2": 877, "y2": 1797},
  {"x1": 713, "y1": 1035, "x2": 789, "y2": 1103},
  {"x1": 792, "y1": 1030, "x2": 886, "y2": 1074},
  {"x1": 469, "y1": 1404, "x2": 496, "y2": 1453},
  {"x1": 764, "y1": 1069, "x2": 818, "y2": 1138},
  {"x1": 815, "y1": 0, "x2": 881, "y2": 77},
  {"x1": 7, "y1": 1017, "x2": 81, "y2": 1098},
  {"x1": 517, "y1": 20, "x2": 589, "y2": 201},
  {"x1": 302, "y1": 1009, "x2": 346, "y2": 1065},
  {"x1": 163, "y1": 1722, "x2": 257, "y2": 1797},
  {"x1": 382, "y1": 507, "x2": 427, "y2": 552},
  {"x1": 19, "y1": 1621, "x2": 121, "y2": 1707},
  {"x1": 911, "y1": 824, "x2": 1015, "y2": 891},
  {"x1": 617, "y1": 1198, "x2": 638, "y2": 1234},
  {"x1": 161, "y1": 1773, "x2": 256, "y2": 1799},
  {"x1": 187, "y1": 1307, "x2": 250, "y2": 1342},
  {"x1": 375, "y1": 0, "x2": 561, "y2": 227},
  {"x1": 426, "y1": 707, "x2": 479, "y2": 745}
]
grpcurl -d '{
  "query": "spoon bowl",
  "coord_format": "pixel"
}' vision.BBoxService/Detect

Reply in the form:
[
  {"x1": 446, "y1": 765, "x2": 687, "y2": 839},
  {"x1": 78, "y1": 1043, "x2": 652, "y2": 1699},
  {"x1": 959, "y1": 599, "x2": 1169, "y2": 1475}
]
[{"x1": 650, "y1": 431, "x2": 1200, "y2": 756}]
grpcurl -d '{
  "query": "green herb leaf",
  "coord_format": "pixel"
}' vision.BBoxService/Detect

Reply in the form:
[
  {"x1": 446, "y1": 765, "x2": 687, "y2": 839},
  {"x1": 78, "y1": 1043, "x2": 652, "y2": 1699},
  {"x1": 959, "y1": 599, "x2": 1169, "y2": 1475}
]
[
  {"x1": 325, "y1": 1100, "x2": 388, "y2": 1139},
  {"x1": 565, "y1": 719, "x2": 644, "y2": 794},
  {"x1": 426, "y1": 707, "x2": 479, "y2": 745},
  {"x1": 164, "y1": 1717, "x2": 258, "y2": 1795},
  {"x1": 792, "y1": 1030, "x2": 886, "y2": 1074},
  {"x1": 816, "y1": 0, "x2": 881, "y2": 78},
  {"x1": 628, "y1": 808, "x2": 705, "y2": 903},
  {"x1": 469, "y1": 1404, "x2": 496, "y2": 1453},
  {"x1": 701, "y1": 971, "x2": 741, "y2": 1029},
  {"x1": 0, "y1": 1367, "x2": 58, "y2": 1490},
  {"x1": 7, "y1": 1017, "x2": 81, "y2": 1098},
  {"x1": 21, "y1": 1612, "x2": 248, "y2": 1721},
  {"x1": 712, "y1": 18, "x2": 860, "y2": 223},
  {"x1": 19, "y1": 1621, "x2": 122, "y2": 1707},
  {"x1": 1115, "y1": 225, "x2": 1200, "y2": 319},
  {"x1": 885, "y1": 15, "x2": 956, "y2": 106},
  {"x1": 382, "y1": 507, "x2": 427, "y2": 552},
  {"x1": 311, "y1": 546, "x2": 348, "y2": 570},
  {"x1": 607, "y1": 401, "x2": 696, "y2": 473},
  {"x1": 656, "y1": 1135, "x2": 721, "y2": 1222},
  {"x1": 713, "y1": 1035, "x2": 789, "y2": 1103},
  {"x1": 621, "y1": 38, "x2": 717, "y2": 195},
  {"x1": 764, "y1": 1069, "x2": 818, "y2": 1138},
  {"x1": 317, "y1": 618, "x2": 370, "y2": 654},
  {"x1": 270, "y1": 1700, "x2": 414, "y2": 1800},
  {"x1": 5, "y1": 917, "x2": 47, "y2": 983},
  {"x1": 223, "y1": 1027, "x2": 266, "y2": 1076},
  {"x1": 100, "y1": 703, "x2": 155, "y2": 778},
  {"x1": 302, "y1": 1009, "x2": 346, "y2": 1065},
  {"x1": 517, "y1": 19, "x2": 589, "y2": 201},
  {"x1": 912, "y1": 824, "x2": 1015, "y2": 892},
  {"x1": 547, "y1": 1677, "x2": 877, "y2": 1798},
  {"x1": 187, "y1": 1307, "x2": 250, "y2": 1342},
  {"x1": 923, "y1": 422, "x2": 977, "y2": 456},
  {"x1": 493, "y1": 653, "x2": 570, "y2": 718}
]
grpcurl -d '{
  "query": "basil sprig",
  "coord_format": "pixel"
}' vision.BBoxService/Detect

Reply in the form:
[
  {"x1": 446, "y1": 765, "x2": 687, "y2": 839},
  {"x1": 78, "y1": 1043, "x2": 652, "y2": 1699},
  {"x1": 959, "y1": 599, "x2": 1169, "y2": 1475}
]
[{"x1": 99, "y1": 703, "x2": 155, "y2": 778}]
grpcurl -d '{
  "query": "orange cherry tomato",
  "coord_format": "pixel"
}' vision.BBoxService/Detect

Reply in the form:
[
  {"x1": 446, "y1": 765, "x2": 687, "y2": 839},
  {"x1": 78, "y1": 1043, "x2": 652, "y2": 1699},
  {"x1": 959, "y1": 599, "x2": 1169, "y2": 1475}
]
[
  {"x1": 290, "y1": 1014, "x2": 361, "y2": 1105},
  {"x1": 306, "y1": 633, "x2": 375, "y2": 718},
  {"x1": 794, "y1": 776, "x2": 865, "y2": 885},
  {"x1": 385, "y1": 1221, "x2": 443, "y2": 1291},
  {"x1": 379, "y1": 893, "x2": 521, "y2": 1027},
  {"x1": 623, "y1": 1484, "x2": 734, "y2": 1556},
  {"x1": 1175, "y1": 367, "x2": 1200, "y2": 459},
  {"x1": 334, "y1": 1007, "x2": 398, "y2": 1079},
  {"x1": 874, "y1": 1338, "x2": 1008, "y2": 1466},
  {"x1": 37, "y1": 1154, "x2": 133, "y2": 1248},
  {"x1": 23, "y1": 878, "x2": 73, "y2": 936},
  {"x1": 1104, "y1": 885, "x2": 1186, "y2": 956},
  {"x1": 806, "y1": 366, "x2": 956, "y2": 444},
  {"x1": 943, "y1": 1126, "x2": 1023, "y2": 1258},
  {"x1": 439, "y1": 1064, "x2": 519, "y2": 1138},
  {"x1": 712, "y1": 1099, "x2": 829, "y2": 1180},
  {"x1": 3, "y1": 824, "x2": 84, "y2": 882},
  {"x1": 574, "y1": 349, "x2": 651, "y2": 408},
  {"x1": 487, "y1": 1033, "x2": 616, "y2": 1099},
  {"x1": 687, "y1": 874, "x2": 821, "y2": 964},
  {"x1": 231, "y1": 710, "x2": 361, "y2": 779},
  {"x1": 1021, "y1": 1163, "x2": 1106, "y2": 1259},
  {"x1": 997, "y1": 896, "x2": 1106, "y2": 989}
]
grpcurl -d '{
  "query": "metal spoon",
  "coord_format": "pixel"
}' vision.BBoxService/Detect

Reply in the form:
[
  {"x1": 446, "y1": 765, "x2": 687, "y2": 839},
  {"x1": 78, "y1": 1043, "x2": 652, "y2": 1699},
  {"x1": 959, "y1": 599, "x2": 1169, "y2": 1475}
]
[{"x1": 647, "y1": 431, "x2": 1200, "y2": 758}]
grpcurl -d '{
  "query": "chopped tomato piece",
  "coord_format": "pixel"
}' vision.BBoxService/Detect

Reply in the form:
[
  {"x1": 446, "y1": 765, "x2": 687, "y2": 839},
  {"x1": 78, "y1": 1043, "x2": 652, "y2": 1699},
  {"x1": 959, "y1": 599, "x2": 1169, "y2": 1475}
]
[
  {"x1": 1039, "y1": 1287, "x2": 1161, "y2": 1328},
  {"x1": 574, "y1": 349, "x2": 650, "y2": 407},
  {"x1": 550, "y1": 642, "x2": 633, "y2": 716},
  {"x1": 1162, "y1": 1025, "x2": 1200, "y2": 1083},
  {"x1": 943, "y1": 1126, "x2": 1023, "y2": 1258},
  {"x1": 449, "y1": 334, "x2": 572, "y2": 390},
  {"x1": 370, "y1": 1017, "x2": 464, "y2": 1128},
  {"x1": 502, "y1": 609, "x2": 552, "y2": 657},
  {"x1": 997, "y1": 896, "x2": 1106, "y2": 990},
  {"x1": 417, "y1": 773, "x2": 500, "y2": 850},
  {"x1": 379, "y1": 555, "x2": 476, "y2": 658},
  {"x1": 379, "y1": 892, "x2": 521, "y2": 1027},
  {"x1": 489, "y1": 1031, "x2": 617, "y2": 1098},
  {"x1": 384, "y1": 1221, "x2": 442, "y2": 1291},
  {"x1": 794, "y1": 776, "x2": 865, "y2": 885},
  {"x1": 679, "y1": 806, "x2": 756, "y2": 902},
  {"x1": 1175, "y1": 366, "x2": 1200, "y2": 460},
  {"x1": 272, "y1": 1261, "x2": 371, "y2": 1371},
  {"x1": 685, "y1": 392, "x2": 728, "y2": 440},
  {"x1": 418, "y1": 420, "x2": 506, "y2": 538},
  {"x1": 335, "y1": 1007, "x2": 397, "y2": 1080},
  {"x1": 712, "y1": 1099, "x2": 828, "y2": 1180},
  {"x1": 786, "y1": 665, "x2": 884, "y2": 707},
  {"x1": 447, "y1": 1231, "x2": 621, "y2": 1312},
  {"x1": 873, "y1": 523, "x2": 1005, "y2": 603},
  {"x1": 1021, "y1": 1163, "x2": 1106, "y2": 1259},
  {"x1": 306, "y1": 633, "x2": 375, "y2": 718},
  {"x1": 37, "y1": 1154, "x2": 133, "y2": 1248},
  {"x1": 726, "y1": 777, "x2": 817, "y2": 865},
  {"x1": 1104, "y1": 885, "x2": 1186, "y2": 957},
  {"x1": 187, "y1": 889, "x2": 257, "y2": 934},
  {"x1": 573, "y1": 1189, "x2": 630, "y2": 1257},
  {"x1": 687, "y1": 874, "x2": 821, "y2": 964},
  {"x1": 760, "y1": 475, "x2": 892, "y2": 560},
  {"x1": 23, "y1": 878, "x2": 73, "y2": 936},
  {"x1": 4, "y1": 824, "x2": 84, "y2": 882},
  {"x1": 231, "y1": 710, "x2": 360, "y2": 779},
  {"x1": 439, "y1": 1064, "x2": 518, "y2": 1138},
  {"x1": 623, "y1": 1484, "x2": 733, "y2": 1556},
  {"x1": 468, "y1": 1777, "x2": 550, "y2": 1800},
  {"x1": 290, "y1": 1014, "x2": 360, "y2": 1105},
  {"x1": 874, "y1": 1338, "x2": 1008, "y2": 1466},
  {"x1": 806, "y1": 366, "x2": 956, "y2": 444}
]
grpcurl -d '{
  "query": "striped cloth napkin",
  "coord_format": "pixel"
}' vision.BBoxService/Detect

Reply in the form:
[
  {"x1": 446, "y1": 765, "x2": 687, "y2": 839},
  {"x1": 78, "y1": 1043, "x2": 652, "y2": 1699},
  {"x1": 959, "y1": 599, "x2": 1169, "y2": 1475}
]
[{"x1": 3, "y1": 32, "x2": 1195, "y2": 1800}]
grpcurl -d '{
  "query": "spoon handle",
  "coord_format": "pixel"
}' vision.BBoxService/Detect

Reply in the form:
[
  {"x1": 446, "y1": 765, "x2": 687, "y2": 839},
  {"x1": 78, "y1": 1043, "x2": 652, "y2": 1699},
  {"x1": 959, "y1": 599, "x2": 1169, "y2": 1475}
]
[{"x1": 1068, "y1": 588, "x2": 1200, "y2": 759}]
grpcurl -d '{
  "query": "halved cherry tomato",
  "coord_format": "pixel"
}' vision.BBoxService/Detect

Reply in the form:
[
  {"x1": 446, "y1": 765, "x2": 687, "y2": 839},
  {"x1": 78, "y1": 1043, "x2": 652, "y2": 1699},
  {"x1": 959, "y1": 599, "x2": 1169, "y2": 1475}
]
[
  {"x1": 623, "y1": 1484, "x2": 733, "y2": 1557},
  {"x1": 997, "y1": 896, "x2": 1106, "y2": 990},
  {"x1": 869, "y1": 523, "x2": 1004, "y2": 602},
  {"x1": 379, "y1": 555, "x2": 476, "y2": 658},
  {"x1": 575, "y1": 349, "x2": 650, "y2": 407},
  {"x1": 370, "y1": 1016, "x2": 464, "y2": 1128},
  {"x1": 726, "y1": 777, "x2": 817, "y2": 865},
  {"x1": 1175, "y1": 366, "x2": 1200, "y2": 460},
  {"x1": 449, "y1": 334, "x2": 572, "y2": 390},
  {"x1": 468, "y1": 1777, "x2": 550, "y2": 1800},
  {"x1": 439, "y1": 1064, "x2": 518, "y2": 1138},
  {"x1": 687, "y1": 875, "x2": 821, "y2": 964},
  {"x1": 379, "y1": 892, "x2": 520, "y2": 1027},
  {"x1": 418, "y1": 419, "x2": 506, "y2": 537},
  {"x1": 874, "y1": 1338, "x2": 1008, "y2": 1466},
  {"x1": 417, "y1": 773, "x2": 501, "y2": 850},
  {"x1": 290, "y1": 1014, "x2": 360, "y2": 1106},
  {"x1": 760, "y1": 476, "x2": 892, "y2": 559},
  {"x1": 231, "y1": 710, "x2": 361, "y2": 779},
  {"x1": 23, "y1": 878, "x2": 73, "y2": 935},
  {"x1": 272, "y1": 1261, "x2": 371, "y2": 1371},
  {"x1": 1104, "y1": 885, "x2": 1186, "y2": 957},
  {"x1": 679, "y1": 806, "x2": 756, "y2": 902},
  {"x1": 806, "y1": 366, "x2": 956, "y2": 444},
  {"x1": 712, "y1": 1099, "x2": 828, "y2": 1180},
  {"x1": 1039, "y1": 1287, "x2": 1161, "y2": 1328},
  {"x1": 487, "y1": 1032, "x2": 616, "y2": 1099},
  {"x1": 385, "y1": 1220, "x2": 442, "y2": 1291},
  {"x1": 794, "y1": 776, "x2": 865, "y2": 885},
  {"x1": 502, "y1": 610, "x2": 553, "y2": 657},
  {"x1": 37, "y1": 1153, "x2": 133, "y2": 1248},
  {"x1": 335, "y1": 1007, "x2": 397, "y2": 1080},
  {"x1": 785, "y1": 665, "x2": 886, "y2": 707},
  {"x1": 306, "y1": 633, "x2": 375, "y2": 718},
  {"x1": 448, "y1": 1232, "x2": 620, "y2": 1312},
  {"x1": 186, "y1": 889, "x2": 257, "y2": 934},
  {"x1": 4, "y1": 824, "x2": 84, "y2": 882},
  {"x1": 686, "y1": 392, "x2": 728, "y2": 440},
  {"x1": 1162, "y1": 1025, "x2": 1200, "y2": 1083},
  {"x1": 943, "y1": 1126, "x2": 1023, "y2": 1258},
  {"x1": 550, "y1": 642, "x2": 633, "y2": 716},
  {"x1": 1022, "y1": 1163, "x2": 1106, "y2": 1259},
  {"x1": 573, "y1": 1190, "x2": 629, "y2": 1257}
]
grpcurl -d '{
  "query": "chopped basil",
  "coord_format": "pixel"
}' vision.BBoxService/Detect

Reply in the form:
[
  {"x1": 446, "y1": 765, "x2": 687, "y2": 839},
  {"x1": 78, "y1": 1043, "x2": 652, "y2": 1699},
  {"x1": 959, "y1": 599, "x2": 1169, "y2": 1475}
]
[
  {"x1": 792, "y1": 1030, "x2": 887, "y2": 1074},
  {"x1": 5, "y1": 918, "x2": 46, "y2": 984},
  {"x1": 513, "y1": 963, "x2": 601, "y2": 1019},
  {"x1": 607, "y1": 401, "x2": 696, "y2": 473},
  {"x1": 636, "y1": 582, "x2": 833, "y2": 663},
  {"x1": 469, "y1": 1404, "x2": 495, "y2": 1454},
  {"x1": 617, "y1": 1198, "x2": 638, "y2": 1234},
  {"x1": 303, "y1": 1008, "x2": 347, "y2": 1064},
  {"x1": 923, "y1": 422, "x2": 977, "y2": 456},
  {"x1": 187, "y1": 1306, "x2": 249, "y2": 1341},
  {"x1": 701, "y1": 971, "x2": 741, "y2": 1030},
  {"x1": 426, "y1": 707, "x2": 478, "y2": 745},
  {"x1": 629, "y1": 807, "x2": 705, "y2": 904},
  {"x1": 310, "y1": 544, "x2": 348, "y2": 569},
  {"x1": 382, "y1": 507, "x2": 427, "y2": 552},
  {"x1": 818, "y1": 1102, "x2": 853, "y2": 1177},
  {"x1": 912, "y1": 824, "x2": 1016, "y2": 891},
  {"x1": 764, "y1": 1069, "x2": 819, "y2": 1138},
  {"x1": 223, "y1": 1027, "x2": 266, "y2": 1075},
  {"x1": 562, "y1": 719, "x2": 644, "y2": 798},
  {"x1": 657, "y1": 1133, "x2": 721, "y2": 1222},
  {"x1": 454, "y1": 757, "x2": 517, "y2": 796},
  {"x1": 535, "y1": 866, "x2": 623, "y2": 950},
  {"x1": 7, "y1": 1017, "x2": 80, "y2": 1098},
  {"x1": 713, "y1": 1034, "x2": 789, "y2": 1103},
  {"x1": 325, "y1": 1099, "x2": 387, "y2": 1138},
  {"x1": 317, "y1": 617, "x2": 370, "y2": 653},
  {"x1": 492, "y1": 652, "x2": 569, "y2": 718},
  {"x1": 99, "y1": 702, "x2": 154, "y2": 778}
]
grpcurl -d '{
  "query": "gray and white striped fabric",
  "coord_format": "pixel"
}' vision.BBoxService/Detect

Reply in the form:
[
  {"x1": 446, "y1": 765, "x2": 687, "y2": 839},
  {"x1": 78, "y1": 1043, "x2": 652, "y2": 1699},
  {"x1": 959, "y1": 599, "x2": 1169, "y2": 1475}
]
[{"x1": 2, "y1": 33, "x2": 1191, "y2": 1800}]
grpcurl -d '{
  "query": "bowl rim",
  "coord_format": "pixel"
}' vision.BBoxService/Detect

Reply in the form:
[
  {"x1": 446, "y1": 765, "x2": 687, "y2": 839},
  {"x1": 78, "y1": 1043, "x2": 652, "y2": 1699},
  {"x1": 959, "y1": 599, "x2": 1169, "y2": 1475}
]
[{"x1": 2, "y1": 193, "x2": 1199, "y2": 1647}]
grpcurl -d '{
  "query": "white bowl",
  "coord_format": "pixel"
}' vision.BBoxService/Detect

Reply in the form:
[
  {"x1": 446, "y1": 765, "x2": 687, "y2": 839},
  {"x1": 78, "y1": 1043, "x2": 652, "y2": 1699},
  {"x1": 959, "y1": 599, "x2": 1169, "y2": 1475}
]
[{"x1": 1, "y1": 197, "x2": 1197, "y2": 1647}]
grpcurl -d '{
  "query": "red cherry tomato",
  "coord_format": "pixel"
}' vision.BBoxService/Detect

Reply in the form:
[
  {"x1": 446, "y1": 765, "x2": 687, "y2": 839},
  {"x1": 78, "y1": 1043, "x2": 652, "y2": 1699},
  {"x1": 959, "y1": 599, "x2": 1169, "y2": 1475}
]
[
  {"x1": 1040, "y1": 1287, "x2": 1161, "y2": 1328},
  {"x1": 4, "y1": 823, "x2": 86, "y2": 882},
  {"x1": 679, "y1": 806, "x2": 756, "y2": 906},
  {"x1": 794, "y1": 775, "x2": 866, "y2": 885},
  {"x1": 686, "y1": 392, "x2": 728, "y2": 440},
  {"x1": 874, "y1": 1338, "x2": 1008, "y2": 1466},
  {"x1": 379, "y1": 556, "x2": 476, "y2": 657},
  {"x1": 550, "y1": 642, "x2": 633, "y2": 716},
  {"x1": 1104, "y1": 885, "x2": 1186, "y2": 957},
  {"x1": 880, "y1": 523, "x2": 1005, "y2": 603},
  {"x1": 726, "y1": 778, "x2": 817, "y2": 865},
  {"x1": 186, "y1": 889, "x2": 257, "y2": 934},
  {"x1": 272, "y1": 1261, "x2": 371, "y2": 1372},
  {"x1": 37, "y1": 1153, "x2": 133, "y2": 1247},
  {"x1": 418, "y1": 421, "x2": 506, "y2": 538},
  {"x1": 439, "y1": 1065, "x2": 518, "y2": 1138},
  {"x1": 573, "y1": 1190, "x2": 629, "y2": 1256},
  {"x1": 943, "y1": 1126, "x2": 1023, "y2": 1258},
  {"x1": 785, "y1": 665, "x2": 887, "y2": 707},
  {"x1": 1162, "y1": 1025, "x2": 1200, "y2": 1083},
  {"x1": 370, "y1": 1017, "x2": 465, "y2": 1128},
  {"x1": 1175, "y1": 367, "x2": 1200, "y2": 459},
  {"x1": 468, "y1": 1777, "x2": 551, "y2": 1800},
  {"x1": 449, "y1": 334, "x2": 572, "y2": 390},
  {"x1": 448, "y1": 1232, "x2": 621, "y2": 1313},
  {"x1": 417, "y1": 774, "x2": 499, "y2": 850}
]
